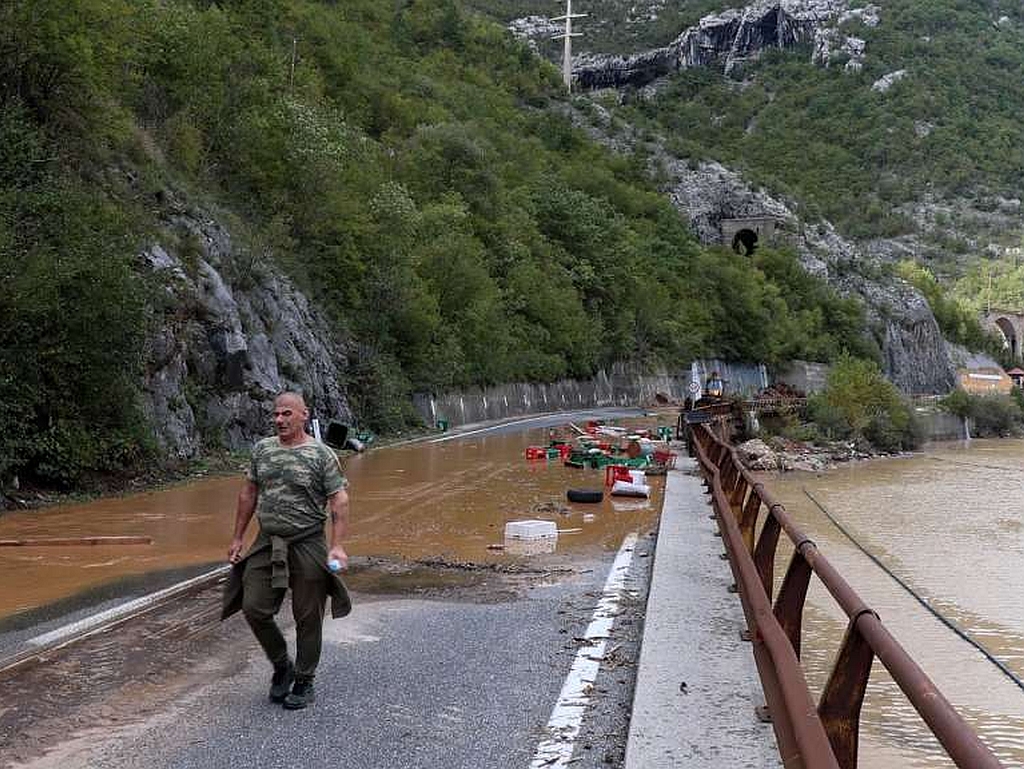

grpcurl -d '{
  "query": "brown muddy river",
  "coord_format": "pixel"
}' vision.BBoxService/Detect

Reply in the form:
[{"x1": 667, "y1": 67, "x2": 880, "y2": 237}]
[
  {"x1": 0, "y1": 415, "x2": 666, "y2": 621},
  {"x1": 766, "y1": 438, "x2": 1024, "y2": 768}
]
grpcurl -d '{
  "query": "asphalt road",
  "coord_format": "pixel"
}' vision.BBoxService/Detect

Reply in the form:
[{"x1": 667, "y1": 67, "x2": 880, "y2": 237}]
[{"x1": 2, "y1": 544, "x2": 655, "y2": 769}]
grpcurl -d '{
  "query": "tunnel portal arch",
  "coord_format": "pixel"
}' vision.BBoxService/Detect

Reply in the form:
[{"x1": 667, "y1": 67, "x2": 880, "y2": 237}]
[
  {"x1": 981, "y1": 311, "x2": 1024, "y2": 361},
  {"x1": 720, "y1": 216, "x2": 779, "y2": 256},
  {"x1": 994, "y1": 316, "x2": 1019, "y2": 359},
  {"x1": 731, "y1": 228, "x2": 758, "y2": 256}
]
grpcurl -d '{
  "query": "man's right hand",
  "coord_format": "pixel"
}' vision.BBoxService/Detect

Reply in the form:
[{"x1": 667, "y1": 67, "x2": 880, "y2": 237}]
[{"x1": 228, "y1": 537, "x2": 245, "y2": 563}]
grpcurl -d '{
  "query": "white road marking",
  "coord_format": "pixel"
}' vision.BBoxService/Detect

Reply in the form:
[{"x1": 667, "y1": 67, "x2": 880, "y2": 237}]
[{"x1": 530, "y1": 533, "x2": 638, "y2": 768}]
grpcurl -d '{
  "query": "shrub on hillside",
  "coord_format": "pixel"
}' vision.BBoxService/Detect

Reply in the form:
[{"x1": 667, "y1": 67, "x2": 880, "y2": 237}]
[
  {"x1": 0, "y1": 103, "x2": 151, "y2": 487},
  {"x1": 807, "y1": 356, "x2": 919, "y2": 452},
  {"x1": 939, "y1": 391, "x2": 1023, "y2": 437}
]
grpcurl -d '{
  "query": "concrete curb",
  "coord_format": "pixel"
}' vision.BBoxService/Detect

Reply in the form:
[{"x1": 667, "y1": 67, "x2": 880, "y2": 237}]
[{"x1": 625, "y1": 457, "x2": 781, "y2": 768}]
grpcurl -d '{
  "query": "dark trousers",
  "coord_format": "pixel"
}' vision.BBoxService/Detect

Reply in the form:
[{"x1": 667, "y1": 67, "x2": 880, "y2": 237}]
[{"x1": 241, "y1": 537, "x2": 328, "y2": 680}]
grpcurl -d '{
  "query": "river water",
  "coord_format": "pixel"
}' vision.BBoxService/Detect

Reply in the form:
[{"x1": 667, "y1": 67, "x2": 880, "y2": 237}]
[{"x1": 767, "y1": 438, "x2": 1024, "y2": 768}]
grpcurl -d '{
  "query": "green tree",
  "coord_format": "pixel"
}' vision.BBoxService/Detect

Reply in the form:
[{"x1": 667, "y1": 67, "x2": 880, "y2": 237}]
[{"x1": 809, "y1": 356, "x2": 918, "y2": 451}]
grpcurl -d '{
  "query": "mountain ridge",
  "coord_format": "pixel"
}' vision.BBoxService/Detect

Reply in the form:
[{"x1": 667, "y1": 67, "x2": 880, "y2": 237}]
[{"x1": 490, "y1": 0, "x2": 1024, "y2": 269}]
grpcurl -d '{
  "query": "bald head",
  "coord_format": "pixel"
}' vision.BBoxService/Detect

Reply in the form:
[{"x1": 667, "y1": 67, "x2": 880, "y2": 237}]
[
  {"x1": 273, "y1": 392, "x2": 309, "y2": 445},
  {"x1": 275, "y1": 391, "x2": 307, "y2": 410}
]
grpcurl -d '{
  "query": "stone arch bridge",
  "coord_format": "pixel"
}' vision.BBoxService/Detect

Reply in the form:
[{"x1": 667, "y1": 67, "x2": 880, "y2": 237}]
[{"x1": 982, "y1": 310, "x2": 1024, "y2": 360}]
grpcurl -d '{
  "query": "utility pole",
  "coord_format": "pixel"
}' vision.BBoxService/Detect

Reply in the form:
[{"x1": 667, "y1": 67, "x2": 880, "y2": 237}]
[
  {"x1": 552, "y1": 0, "x2": 586, "y2": 92},
  {"x1": 987, "y1": 265, "x2": 992, "y2": 314},
  {"x1": 289, "y1": 37, "x2": 297, "y2": 94}
]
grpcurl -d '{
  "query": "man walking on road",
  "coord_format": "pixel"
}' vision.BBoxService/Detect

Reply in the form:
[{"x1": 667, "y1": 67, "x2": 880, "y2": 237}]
[{"x1": 223, "y1": 391, "x2": 351, "y2": 710}]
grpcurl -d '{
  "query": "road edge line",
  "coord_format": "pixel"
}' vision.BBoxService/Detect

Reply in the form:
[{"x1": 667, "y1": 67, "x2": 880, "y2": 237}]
[
  {"x1": 529, "y1": 532, "x2": 638, "y2": 768},
  {"x1": 0, "y1": 565, "x2": 229, "y2": 676}
]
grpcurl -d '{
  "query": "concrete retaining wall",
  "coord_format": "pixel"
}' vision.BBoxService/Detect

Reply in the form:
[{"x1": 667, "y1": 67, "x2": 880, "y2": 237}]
[
  {"x1": 414, "y1": 360, "x2": 973, "y2": 446},
  {"x1": 413, "y1": 360, "x2": 768, "y2": 428},
  {"x1": 915, "y1": 410, "x2": 967, "y2": 442},
  {"x1": 412, "y1": 368, "x2": 687, "y2": 428},
  {"x1": 775, "y1": 361, "x2": 830, "y2": 394}
]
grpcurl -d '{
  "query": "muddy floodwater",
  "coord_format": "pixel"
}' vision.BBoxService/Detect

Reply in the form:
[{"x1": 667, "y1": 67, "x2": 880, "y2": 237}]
[
  {"x1": 766, "y1": 438, "x2": 1024, "y2": 768},
  {"x1": 0, "y1": 417, "x2": 665, "y2": 621}
]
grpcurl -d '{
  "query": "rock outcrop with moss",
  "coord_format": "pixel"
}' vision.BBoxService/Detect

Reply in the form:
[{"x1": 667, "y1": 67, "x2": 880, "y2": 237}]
[{"x1": 142, "y1": 199, "x2": 352, "y2": 458}]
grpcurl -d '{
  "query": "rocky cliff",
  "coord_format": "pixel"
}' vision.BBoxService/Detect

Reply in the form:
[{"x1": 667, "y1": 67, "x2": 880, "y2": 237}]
[
  {"x1": 513, "y1": 0, "x2": 875, "y2": 89},
  {"x1": 141, "y1": 198, "x2": 351, "y2": 458},
  {"x1": 669, "y1": 160, "x2": 956, "y2": 393}
]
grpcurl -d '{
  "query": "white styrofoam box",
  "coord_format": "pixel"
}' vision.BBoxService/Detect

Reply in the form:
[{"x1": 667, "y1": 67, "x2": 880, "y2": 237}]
[
  {"x1": 611, "y1": 480, "x2": 651, "y2": 498},
  {"x1": 505, "y1": 519, "x2": 558, "y2": 540}
]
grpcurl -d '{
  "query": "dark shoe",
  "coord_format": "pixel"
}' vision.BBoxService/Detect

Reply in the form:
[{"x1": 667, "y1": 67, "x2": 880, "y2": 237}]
[
  {"x1": 282, "y1": 680, "x2": 315, "y2": 710},
  {"x1": 269, "y1": 660, "x2": 294, "y2": 703}
]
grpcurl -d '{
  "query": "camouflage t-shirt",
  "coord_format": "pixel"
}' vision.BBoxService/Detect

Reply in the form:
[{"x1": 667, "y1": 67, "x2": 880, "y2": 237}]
[{"x1": 248, "y1": 437, "x2": 347, "y2": 536}]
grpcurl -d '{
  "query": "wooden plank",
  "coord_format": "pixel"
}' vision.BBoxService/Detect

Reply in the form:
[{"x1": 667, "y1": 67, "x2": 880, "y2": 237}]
[{"x1": 0, "y1": 536, "x2": 153, "y2": 547}]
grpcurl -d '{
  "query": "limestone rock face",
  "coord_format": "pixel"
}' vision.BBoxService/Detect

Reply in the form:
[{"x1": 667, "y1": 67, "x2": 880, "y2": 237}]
[
  {"x1": 508, "y1": 16, "x2": 562, "y2": 49},
  {"x1": 563, "y1": 0, "x2": 870, "y2": 89},
  {"x1": 141, "y1": 204, "x2": 351, "y2": 458},
  {"x1": 662, "y1": 158, "x2": 800, "y2": 258},
  {"x1": 871, "y1": 68, "x2": 908, "y2": 92},
  {"x1": 663, "y1": 158, "x2": 956, "y2": 393},
  {"x1": 568, "y1": 105, "x2": 957, "y2": 393},
  {"x1": 573, "y1": 48, "x2": 677, "y2": 90}
]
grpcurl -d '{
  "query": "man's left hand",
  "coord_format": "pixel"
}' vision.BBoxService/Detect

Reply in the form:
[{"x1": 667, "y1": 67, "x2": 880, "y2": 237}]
[{"x1": 328, "y1": 545, "x2": 349, "y2": 571}]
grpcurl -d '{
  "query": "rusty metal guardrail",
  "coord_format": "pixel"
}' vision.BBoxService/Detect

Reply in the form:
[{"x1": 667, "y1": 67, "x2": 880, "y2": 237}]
[{"x1": 692, "y1": 424, "x2": 1004, "y2": 769}]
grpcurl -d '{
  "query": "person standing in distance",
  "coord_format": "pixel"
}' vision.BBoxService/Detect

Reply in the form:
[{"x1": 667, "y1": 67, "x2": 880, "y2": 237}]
[
  {"x1": 222, "y1": 391, "x2": 351, "y2": 710},
  {"x1": 704, "y1": 370, "x2": 725, "y2": 399}
]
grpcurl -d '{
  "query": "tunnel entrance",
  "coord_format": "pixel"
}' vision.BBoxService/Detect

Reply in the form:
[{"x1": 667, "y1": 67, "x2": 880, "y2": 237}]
[
  {"x1": 731, "y1": 228, "x2": 758, "y2": 256},
  {"x1": 720, "y1": 216, "x2": 778, "y2": 256}
]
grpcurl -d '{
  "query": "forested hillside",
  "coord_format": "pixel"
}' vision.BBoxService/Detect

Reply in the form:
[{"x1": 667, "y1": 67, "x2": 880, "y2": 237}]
[
  {"x1": 2, "y1": 0, "x2": 874, "y2": 486},
  {"x1": 478, "y1": 0, "x2": 1024, "y2": 300}
]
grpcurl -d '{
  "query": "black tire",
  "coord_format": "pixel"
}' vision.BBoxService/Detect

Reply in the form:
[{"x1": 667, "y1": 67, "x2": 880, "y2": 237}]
[{"x1": 566, "y1": 488, "x2": 604, "y2": 504}]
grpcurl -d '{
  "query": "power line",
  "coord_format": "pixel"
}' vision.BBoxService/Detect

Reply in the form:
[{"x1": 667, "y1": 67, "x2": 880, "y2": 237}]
[{"x1": 802, "y1": 488, "x2": 1024, "y2": 694}]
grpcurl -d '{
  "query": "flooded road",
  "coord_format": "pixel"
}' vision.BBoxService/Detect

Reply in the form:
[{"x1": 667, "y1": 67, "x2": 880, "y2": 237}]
[
  {"x1": 0, "y1": 409, "x2": 663, "y2": 769},
  {"x1": 0, "y1": 411, "x2": 665, "y2": 622},
  {"x1": 10, "y1": 412, "x2": 1024, "y2": 766},
  {"x1": 767, "y1": 438, "x2": 1024, "y2": 768}
]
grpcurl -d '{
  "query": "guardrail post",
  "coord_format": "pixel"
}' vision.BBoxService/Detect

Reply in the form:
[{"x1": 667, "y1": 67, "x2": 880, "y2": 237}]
[
  {"x1": 704, "y1": 431, "x2": 719, "y2": 465},
  {"x1": 729, "y1": 474, "x2": 748, "y2": 516},
  {"x1": 773, "y1": 545, "x2": 813, "y2": 659},
  {"x1": 725, "y1": 455, "x2": 741, "y2": 497},
  {"x1": 818, "y1": 614, "x2": 876, "y2": 769},
  {"x1": 719, "y1": 455, "x2": 735, "y2": 498},
  {"x1": 753, "y1": 504, "x2": 781, "y2": 599},
  {"x1": 737, "y1": 487, "x2": 761, "y2": 555}
]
